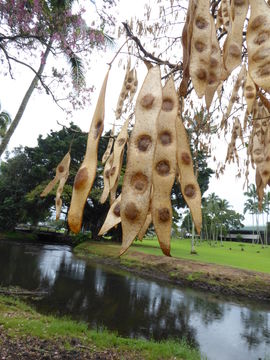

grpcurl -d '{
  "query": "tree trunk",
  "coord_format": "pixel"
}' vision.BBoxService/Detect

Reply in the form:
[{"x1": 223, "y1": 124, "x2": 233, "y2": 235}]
[
  {"x1": 0, "y1": 41, "x2": 52, "y2": 157},
  {"x1": 191, "y1": 221, "x2": 196, "y2": 254}
]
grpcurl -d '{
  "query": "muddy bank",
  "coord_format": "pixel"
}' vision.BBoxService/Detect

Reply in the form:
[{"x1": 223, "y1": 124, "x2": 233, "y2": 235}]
[{"x1": 74, "y1": 241, "x2": 270, "y2": 302}]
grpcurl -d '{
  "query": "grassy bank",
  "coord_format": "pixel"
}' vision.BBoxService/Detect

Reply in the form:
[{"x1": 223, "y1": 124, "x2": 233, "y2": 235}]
[
  {"x1": 74, "y1": 238, "x2": 270, "y2": 301},
  {"x1": 0, "y1": 295, "x2": 201, "y2": 360},
  {"x1": 0, "y1": 231, "x2": 38, "y2": 242}
]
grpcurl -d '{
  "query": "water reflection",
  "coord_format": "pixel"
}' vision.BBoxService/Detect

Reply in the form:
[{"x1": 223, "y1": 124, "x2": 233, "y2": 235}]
[{"x1": 0, "y1": 239, "x2": 270, "y2": 360}]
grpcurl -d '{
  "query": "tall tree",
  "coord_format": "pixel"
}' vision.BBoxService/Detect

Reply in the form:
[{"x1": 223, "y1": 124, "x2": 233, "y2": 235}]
[{"x1": 0, "y1": 0, "x2": 115, "y2": 156}]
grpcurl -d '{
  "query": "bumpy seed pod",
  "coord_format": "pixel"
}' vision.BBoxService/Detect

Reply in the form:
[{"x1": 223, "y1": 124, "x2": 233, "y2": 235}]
[
  {"x1": 100, "y1": 153, "x2": 114, "y2": 204},
  {"x1": 152, "y1": 78, "x2": 178, "y2": 257},
  {"x1": 115, "y1": 60, "x2": 134, "y2": 119},
  {"x1": 216, "y1": 1, "x2": 223, "y2": 30},
  {"x1": 120, "y1": 66, "x2": 162, "y2": 256},
  {"x1": 176, "y1": 114, "x2": 202, "y2": 234},
  {"x1": 179, "y1": 0, "x2": 196, "y2": 96},
  {"x1": 137, "y1": 213, "x2": 152, "y2": 241},
  {"x1": 190, "y1": 0, "x2": 212, "y2": 98},
  {"x1": 244, "y1": 72, "x2": 256, "y2": 114},
  {"x1": 41, "y1": 151, "x2": 71, "y2": 220},
  {"x1": 102, "y1": 125, "x2": 115, "y2": 164},
  {"x1": 223, "y1": 0, "x2": 249, "y2": 74},
  {"x1": 109, "y1": 118, "x2": 129, "y2": 192},
  {"x1": 205, "y1": 16, "x2": 222, "y2": 109},
  {"x1": 130, "y1": 69, "x2": 138, "y2": 102},
  {"x1": 68, "y1": 70, "x2": 110, "y2": 233},
  {"x1": 256, "y1": 168, "x2": 265, "y2": 211},
  {"x1": 247, "y1": 0, "x2": 270, "y2": 91},
  {"x1": 98, "y1": 195, "x2": 122, "y2": 236}
]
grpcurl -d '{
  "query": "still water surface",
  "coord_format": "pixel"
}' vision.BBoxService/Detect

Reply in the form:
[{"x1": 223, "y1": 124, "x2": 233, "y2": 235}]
[{"x1": 0, "y1": 239, "x2": 270, "y2": 360}]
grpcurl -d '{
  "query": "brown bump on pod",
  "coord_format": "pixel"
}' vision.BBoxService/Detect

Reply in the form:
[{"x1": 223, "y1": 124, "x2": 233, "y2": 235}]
[
  {"x1": 247, "y1": 0, "x2": 270, "y2": 91},
  {"x1": 120, "y1": 66, "x2": 162, "y2": 256},
  {"x1": 175, "y1": 113, "x2": 202, "y2": 234},
  {"x1": 68, "y1": 69, "x2": 110, "y2": 233},
  {"x1": 205, "y1": 16, "x2": 222, "y2": 110},
  {"x1": 223, "y1": 0, "x2": 249, "y2": 75},
  {"x1": 100, "y1": 153, "x2": 114, "y2": 204},
  {"x1": 41, "y1": 151, "x2": 71, "y2": 198},
  {"x1": 189, "y1": 0, "x2": 212, "y2": 98},
  {"x1": 109, "y1": 117, "x2": 129, "y2": 192},
  {"x1": 152, "y1": 78, "x2": 178, "y2": 257},
  {"x1": 98, "y1": 195, "x2": 122, "y2": 236},
  {"x1": 244, "y1": 72, "x2": 256, "y2": 114}
]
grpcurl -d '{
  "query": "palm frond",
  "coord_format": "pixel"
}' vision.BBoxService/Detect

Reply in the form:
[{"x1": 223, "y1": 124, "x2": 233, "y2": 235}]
[{"x1": 66, "y1": 52, "x2": 86, "y2": 90}]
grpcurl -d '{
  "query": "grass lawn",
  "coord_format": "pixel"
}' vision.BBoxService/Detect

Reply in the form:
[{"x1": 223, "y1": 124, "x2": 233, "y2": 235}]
[{"x1": 129, "y1": 237, "x2": 270, "y2": 274}]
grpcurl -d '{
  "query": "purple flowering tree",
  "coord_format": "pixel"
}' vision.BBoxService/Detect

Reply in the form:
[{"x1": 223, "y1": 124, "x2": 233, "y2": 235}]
[{"x1": 0, "y1": 0, "x2": 115, "y2": 156}]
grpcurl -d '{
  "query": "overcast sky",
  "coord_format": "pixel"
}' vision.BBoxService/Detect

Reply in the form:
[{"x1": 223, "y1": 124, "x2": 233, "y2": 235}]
[{"x1": 0, "y1": 0, "x2": 259, "y2": 226}]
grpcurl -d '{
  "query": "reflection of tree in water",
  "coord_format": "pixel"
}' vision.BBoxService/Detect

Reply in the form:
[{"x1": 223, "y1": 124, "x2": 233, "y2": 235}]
[
  {"x1": 240, "y1": 308, "x2": 270, "y2": 350},
  {"x1": 192, "y1": 294, "x2": 226, "y2": 326},
  {"x1": 0, "y1": 242, "x2": 42, "y2": 290},
  {"x1": 36, "y1": 264, "x2": 199, "y2": 347}
]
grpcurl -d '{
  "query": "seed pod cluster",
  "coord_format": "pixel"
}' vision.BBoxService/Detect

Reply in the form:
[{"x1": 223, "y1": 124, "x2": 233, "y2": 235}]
[
  {"x1": 120, "y1": 66, "x2": 163, "y2": 256},
  {"x1": 152, "y1": 78, "x2": 178, "y2": 256},
  {"x1": 247, "y1": 0, "x2": 270, "y2": 91},
  {"x1": 68, "y1": 69, "x2": 110, "y2": 233},
  {"x1": 41, "y1": 151, "x2": 71, "y2": 220}
]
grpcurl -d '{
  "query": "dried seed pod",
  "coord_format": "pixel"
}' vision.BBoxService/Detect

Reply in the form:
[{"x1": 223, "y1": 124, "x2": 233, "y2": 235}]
[
  {"x1": 115, "y1": 58, "x2": 131, "y2": 119},
  {"x1": 68, "y1": 70, "x2": 110, "y2": 233},
  {"x1": 98, "y1": 195, "x2": 122, "y2": 236},
  {"x1": 223, "y1": 0, "x2": 249, "y2": 74},
  {"x1": 256, "y1": 168, "x2": 265, "y2": 211},
  {"x1": 221, "y1": 65, "x2": 246, "y2": 129},
  {"x1": 120, "y1": 66, "x2": 162, "y2": 256},
  {"x1": 41, "y1": 151, "x2": 71, "y2": 220},
  {"x1": 102, "y1": 125, "x2": 115, "y2": 164},
  {"x1": 176, "y1": 114, "x2": 202, "y2": 234},
  {"x1": 130, "y1": 69, "x2": 138, "y2": 102},
  {"x1": 100, "y1": 153, "x2": 114, "y2": 204},
  {"x1": 179, "y1": 0, "x2": 196, "y2": 96},
  {"x1": 137, "y1": 213, "x2": 152, "y2": 241},
  {"x1": 205, "y1": 16, "x2": 222, "y2": 109},
  {"x1": 244, "y1": 72, "x2": 257, "y2": 114},
  {"x1": 221, "y1": 0, "x2": 231, "y2": 32},
  {"x1": 189, "y1": 0, "x2": 212, "y2": 98},
  {"x1": 152, "y1": 78, "x2": 178, "y2": 257},
  {"x1": 109, "y1": 118, "x2": 129, "y2": 192},
  {"x1": 247, "y1": 0, "x2": 270, "y2": 91}
]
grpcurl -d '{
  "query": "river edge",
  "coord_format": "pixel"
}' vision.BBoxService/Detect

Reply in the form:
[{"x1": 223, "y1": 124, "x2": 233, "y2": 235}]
[
  {"x1": 0, "y1": 295, "x2": 201, "y2": 360},
  {"x1": 74, "y1": 241, "x2": 270, "y2": 303}
]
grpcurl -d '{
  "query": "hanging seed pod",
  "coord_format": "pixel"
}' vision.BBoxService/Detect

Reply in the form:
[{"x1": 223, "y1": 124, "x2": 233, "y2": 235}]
[
  {"x1": 152, "y1": 78, "x2": 178, "y2": 257},
  {"x1": 120, "y1": 66, "x2": 163, "y2": 256},
  {"x1": 205, "y1": 16, "x2": 222, "y2": 109},
  {"x1": 221, "y1": 65, "x2": 246, "y2": 129},
  {"x1": 100, "y1": 153, "x2": 114, "y2": 204},
  {"x1": 115, "y1": 58, "x2": 131, "y2": 120},
  {"x1": 130, "y1": 69, "x2": 138, "y2": 102},
  {"x1": 190, "y1": 0, "x2": 212, "y2": 99},
  {"x1": 176, "y1": 113, "x2": 202, "y2": 234},
  {"x1": 68, "y1": 70, "x2": 110, "y2": 233},
  {"x1": 256, "y1": 168, "x2": 264, "y2": 211},
  {"x1": 247, "y1": 0, "x2": 270, "y2": 91},
  {"x1": 216, "y1": 1, "x2": 223, "y2": 30},
  {"x1": 244, "y1": 72, "x2": 256, "y2": 114},
  {"x1": 223, "y1": 0, "x2": 249, "y2": 74},
  {"x1": 109, "y1": 118, "x2": 129, "y2": 192},
  {"x1": 102, "y1": 125, "x2": 115, "y2": 164},
  {"x1": 41, "y1": 151, "x2": 71, "y2": 220},
  {"x1": 98, "y1": 195, "x2": 122, "y2": 236},
  {"x1": 179, "y1": 0, "x2": 196, "y2": 96}
]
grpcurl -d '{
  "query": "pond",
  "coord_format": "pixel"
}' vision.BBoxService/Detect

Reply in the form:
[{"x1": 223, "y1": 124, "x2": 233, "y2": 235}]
[{"x1": 0, "y1": 239, "x2": 270, "y2": 360}]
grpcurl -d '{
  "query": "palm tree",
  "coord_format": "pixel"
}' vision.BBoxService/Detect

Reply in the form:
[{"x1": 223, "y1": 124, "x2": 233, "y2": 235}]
[
  {"x1": 244, "y1": 184, "x2": 263, "y2": 245},
  {"x1": 217, "y1": 198, "x2": 230, "y2": 245}
]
